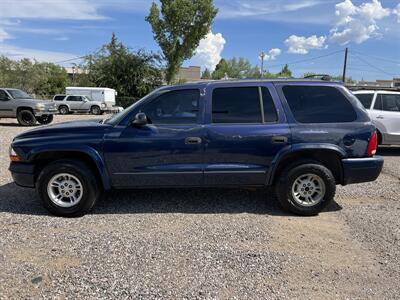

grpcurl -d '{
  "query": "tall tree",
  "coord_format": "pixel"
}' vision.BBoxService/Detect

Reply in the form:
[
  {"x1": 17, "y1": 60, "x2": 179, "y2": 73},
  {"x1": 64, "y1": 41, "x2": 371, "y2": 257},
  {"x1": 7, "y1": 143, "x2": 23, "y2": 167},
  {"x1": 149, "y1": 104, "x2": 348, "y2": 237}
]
[
  {"x1": 201, "y1": 68, "x2": 211, "y2": 79},
  {"x1": 146, "y1": 0, "x2": 218, "y2": 84},
  {"x1": 84, "y1": 33, "x2": 163, "y2": 100},
  {"x1": 277, "y1": 64, "x2": 293, "y2": 78}
]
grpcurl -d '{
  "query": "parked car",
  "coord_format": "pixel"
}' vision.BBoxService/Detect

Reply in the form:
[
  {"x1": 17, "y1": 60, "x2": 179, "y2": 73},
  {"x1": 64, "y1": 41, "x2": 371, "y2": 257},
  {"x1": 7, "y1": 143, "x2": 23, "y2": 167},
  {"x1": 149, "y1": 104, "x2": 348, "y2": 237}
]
[
  {"x1": 353, "y1": 90, "x2": 400, "y2": 145},
  {"x1": 53, "y1": 95, "x2": 120, "y2": 115},
  {"x1": 9, "y1": 80, "x2": 383, "y2": 217},
  {"x1": 0, "y1": 88, "x2": 57, "y2": 126}
]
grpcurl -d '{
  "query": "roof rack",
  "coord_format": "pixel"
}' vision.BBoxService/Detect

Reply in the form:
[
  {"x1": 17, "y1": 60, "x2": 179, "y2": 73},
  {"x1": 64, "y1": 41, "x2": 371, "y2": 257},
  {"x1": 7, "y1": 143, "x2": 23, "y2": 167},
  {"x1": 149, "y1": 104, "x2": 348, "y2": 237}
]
[
  {"x1": 304, "y1": 74, "x2": 332, "y2": 81},
  {"x1": 347, "y1": 86, "x2": 400, "y2": 92}
]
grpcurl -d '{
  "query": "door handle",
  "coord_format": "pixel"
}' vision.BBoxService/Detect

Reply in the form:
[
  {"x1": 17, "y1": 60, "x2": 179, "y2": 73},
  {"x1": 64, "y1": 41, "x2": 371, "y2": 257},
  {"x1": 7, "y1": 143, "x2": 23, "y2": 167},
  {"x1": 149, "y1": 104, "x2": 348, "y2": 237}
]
[
  {"x1": 185, "y1": 137, "x2": 202, "y2": 145},
  {"x1": 376, "y1": 115, "x2": 384, "y2": 119},
  {"x1": 272, "y1": 136, "x2": 288, "y2": 144}
]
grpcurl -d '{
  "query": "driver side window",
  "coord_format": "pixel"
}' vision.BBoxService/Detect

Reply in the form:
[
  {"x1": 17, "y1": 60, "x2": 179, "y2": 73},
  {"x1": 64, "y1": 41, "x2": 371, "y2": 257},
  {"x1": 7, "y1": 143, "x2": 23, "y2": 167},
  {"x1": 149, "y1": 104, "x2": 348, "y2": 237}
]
[
  {"x1": 0, "y1": 90, "x2": 9, "y2": 101},
  {"x1": 141, "y1": 89, "x2": 200, "y2": 125}
]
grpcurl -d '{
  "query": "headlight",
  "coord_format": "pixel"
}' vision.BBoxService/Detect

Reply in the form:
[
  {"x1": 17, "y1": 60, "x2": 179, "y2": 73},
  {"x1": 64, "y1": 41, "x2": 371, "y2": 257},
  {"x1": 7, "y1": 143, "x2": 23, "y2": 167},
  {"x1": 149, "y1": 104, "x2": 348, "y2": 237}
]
[
  {"x1": 35, "y1": 103, "x2": 46, "y2": 111},
  {"x1": 9, "y1": 146, "x2": 21, "y2": 162}
]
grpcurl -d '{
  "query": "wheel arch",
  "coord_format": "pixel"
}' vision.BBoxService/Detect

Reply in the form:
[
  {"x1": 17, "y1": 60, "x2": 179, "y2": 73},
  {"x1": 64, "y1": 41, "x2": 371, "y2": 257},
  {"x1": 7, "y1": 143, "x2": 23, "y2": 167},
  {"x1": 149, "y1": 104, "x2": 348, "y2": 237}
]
[
  {"x1": 267, "y1": 145, "x2": 345, "y2": 186},
  {"x1": 29, "y1": 146, "x2": 111, "y2": 190}
]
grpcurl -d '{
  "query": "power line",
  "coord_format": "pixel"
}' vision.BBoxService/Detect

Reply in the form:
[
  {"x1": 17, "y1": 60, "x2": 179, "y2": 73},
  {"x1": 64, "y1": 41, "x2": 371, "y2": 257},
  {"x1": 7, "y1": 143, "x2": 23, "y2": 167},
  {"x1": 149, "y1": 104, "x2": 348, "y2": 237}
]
[
  {"x1": 350, "y1": 54, "x2": 399, "y2": 77},
  {"x1": 53, "y1": 55, "x2": 88, "y2": 64},
  {"x1": 350, "y1": 49, "x2": 400, "y2": 65},
  {"x1": 267, "y1": 49, "x2": 345, "y2": 69}
]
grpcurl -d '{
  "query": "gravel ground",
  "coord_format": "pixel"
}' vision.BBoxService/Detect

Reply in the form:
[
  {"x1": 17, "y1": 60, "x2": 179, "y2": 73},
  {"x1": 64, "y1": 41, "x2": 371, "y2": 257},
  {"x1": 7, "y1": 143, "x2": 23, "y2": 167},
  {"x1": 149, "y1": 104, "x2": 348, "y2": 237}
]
[{"x1": 0, "y1": 115, "x2": 399, "y2": 299}]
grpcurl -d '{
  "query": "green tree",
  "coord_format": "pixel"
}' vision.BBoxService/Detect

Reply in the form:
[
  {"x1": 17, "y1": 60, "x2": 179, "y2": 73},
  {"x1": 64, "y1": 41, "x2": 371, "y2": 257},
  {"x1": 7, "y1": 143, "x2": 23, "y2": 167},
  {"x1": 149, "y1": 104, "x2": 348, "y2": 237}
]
[
  {"x1": 201, "y1": 68, "x2": 212, "y2": 79},
  {"x1": 277, "y1": 64, "x2": 293, "y2": 78},
  {"x1": 146, "y1": 0, "x2": 218, "y2": 84},
  {"x1": 0, "y1": 56, "x2": 69, "y2": 98},
  {"x1": 212, "y1": 57, "x2": 260, "y2": 79},
  {"x1": 84, "y1": 33, "x2": 163, "y2": 101}
]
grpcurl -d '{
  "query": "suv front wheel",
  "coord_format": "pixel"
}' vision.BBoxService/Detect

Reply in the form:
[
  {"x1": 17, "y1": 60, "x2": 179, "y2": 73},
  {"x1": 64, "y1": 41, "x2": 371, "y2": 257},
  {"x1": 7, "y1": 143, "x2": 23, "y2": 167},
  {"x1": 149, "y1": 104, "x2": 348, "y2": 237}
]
[
  {"x1": 17, "y1": 109, "x2": 37, "y2": 126},
  {"x1": 36, "y1": 160, "x2": 101, "y2": 217},
  {"x1": 276, "y1": 161, "x2": 336, "y2": 216}
]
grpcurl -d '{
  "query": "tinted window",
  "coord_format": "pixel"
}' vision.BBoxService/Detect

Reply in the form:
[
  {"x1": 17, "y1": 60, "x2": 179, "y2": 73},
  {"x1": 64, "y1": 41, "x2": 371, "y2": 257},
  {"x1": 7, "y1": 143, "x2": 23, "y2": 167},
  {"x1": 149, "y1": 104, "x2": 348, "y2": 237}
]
[
  {"x1": 67, "y1": 96, "x2": 82, "y2": 102},
  {"x1": 141, "y1": 89, "x2": 199, "y2": 124},
  {"x1": 374, "y1": 94, "x2": 400, "y2": 112},
  {"x1": 7, "y1": 89, "x2": 32, "y2": 99},
  {"x1": 212, "y1": 87, "x2": 262, "y2": 123},
  {"x1": 261, "y1": 87, "x2": 278, "y2": 122},
  {"x1": 0, "y1": 90, "x2": 9, "y2": 101},
  {"x1": 54, "y1": 95, "x2": 65, "y2": 101},
  {"x1": 283, "y1": 85, "x2": 357, "y2": 123},
  {"x1": 355, "y1": 93, "x2": 374, "y2": 109}
]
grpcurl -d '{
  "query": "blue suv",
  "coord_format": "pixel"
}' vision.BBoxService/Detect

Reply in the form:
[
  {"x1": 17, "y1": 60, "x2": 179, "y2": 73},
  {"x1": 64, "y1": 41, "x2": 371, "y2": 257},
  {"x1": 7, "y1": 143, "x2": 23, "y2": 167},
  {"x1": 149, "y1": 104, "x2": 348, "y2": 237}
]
[{"x1": 9, "y1": 80, "x2": 383, "y2": 217}]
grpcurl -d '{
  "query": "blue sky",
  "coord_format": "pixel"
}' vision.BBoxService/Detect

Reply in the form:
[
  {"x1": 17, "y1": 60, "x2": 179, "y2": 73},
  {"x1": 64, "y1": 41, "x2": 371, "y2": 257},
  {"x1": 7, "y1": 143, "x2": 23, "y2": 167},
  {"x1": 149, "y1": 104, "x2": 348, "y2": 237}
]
[{"x1": 0, "y1": 0, "x2": 399, "y2": 80}]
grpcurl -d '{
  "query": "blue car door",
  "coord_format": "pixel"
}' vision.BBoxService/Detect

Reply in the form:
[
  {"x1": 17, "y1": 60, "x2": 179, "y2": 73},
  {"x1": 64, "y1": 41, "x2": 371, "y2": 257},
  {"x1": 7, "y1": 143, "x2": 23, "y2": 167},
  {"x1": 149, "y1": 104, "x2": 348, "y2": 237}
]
[
  {"x1": 103, "y1": 88, "x2": 205, "y2": 188},
  {"x1": 203, "y1": 83, "x2": 291, "y2": 186}
]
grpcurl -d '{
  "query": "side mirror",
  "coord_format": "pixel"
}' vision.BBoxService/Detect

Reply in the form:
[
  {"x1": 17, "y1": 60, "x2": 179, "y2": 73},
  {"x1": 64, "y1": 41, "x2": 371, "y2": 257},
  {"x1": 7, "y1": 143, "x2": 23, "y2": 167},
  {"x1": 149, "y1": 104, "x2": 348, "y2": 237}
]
[{"x1": 131, "y1": 112, "x2": 148, "y2": 127}]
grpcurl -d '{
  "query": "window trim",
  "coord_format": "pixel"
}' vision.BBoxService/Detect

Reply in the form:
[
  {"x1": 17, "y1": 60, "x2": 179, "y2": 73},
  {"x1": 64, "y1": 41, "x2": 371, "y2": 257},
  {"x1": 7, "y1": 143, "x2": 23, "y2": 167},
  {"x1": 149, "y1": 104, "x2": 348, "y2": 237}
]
[
  {"x1": 210, "y1": 86, "x2": 279, "y2": 125},
  {"x1": 139, "y1": 88, "x2": 202, "y2": 126}
]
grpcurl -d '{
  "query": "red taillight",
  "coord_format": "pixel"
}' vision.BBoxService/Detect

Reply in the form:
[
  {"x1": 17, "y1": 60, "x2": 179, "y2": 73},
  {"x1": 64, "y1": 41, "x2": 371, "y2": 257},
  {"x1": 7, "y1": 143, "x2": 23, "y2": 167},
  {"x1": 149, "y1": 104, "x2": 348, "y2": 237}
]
[{"x1": 367, "y1": 131, "x2": 378, "y2": 157}]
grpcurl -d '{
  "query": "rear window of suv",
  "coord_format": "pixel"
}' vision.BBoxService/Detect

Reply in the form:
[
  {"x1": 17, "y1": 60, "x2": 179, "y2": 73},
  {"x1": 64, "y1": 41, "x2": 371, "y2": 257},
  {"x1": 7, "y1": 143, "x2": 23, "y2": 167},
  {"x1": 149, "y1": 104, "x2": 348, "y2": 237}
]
[{"x1": 282, "y1": 85, "x2": 357, "y2": 123}]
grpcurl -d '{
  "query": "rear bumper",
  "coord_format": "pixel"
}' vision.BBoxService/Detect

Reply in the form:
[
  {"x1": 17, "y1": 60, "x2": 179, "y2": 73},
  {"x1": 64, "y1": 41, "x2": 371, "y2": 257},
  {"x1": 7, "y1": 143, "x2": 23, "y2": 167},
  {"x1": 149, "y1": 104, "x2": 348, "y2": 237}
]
[
  {"x1": 9, "y1": 162, "x2": 35, "y2": 188},
  {"x1": 102, "y1": 107, "x2": 122, "y2": 113},
  {"x1": 342, "y1": 156, "x2": 384, "y2": 185}
]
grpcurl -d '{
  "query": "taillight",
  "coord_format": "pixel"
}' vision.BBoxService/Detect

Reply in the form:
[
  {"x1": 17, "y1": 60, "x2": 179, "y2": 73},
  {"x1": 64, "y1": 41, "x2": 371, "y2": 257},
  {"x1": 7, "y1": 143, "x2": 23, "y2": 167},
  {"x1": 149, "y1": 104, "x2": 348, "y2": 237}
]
[{"x1": 367, "y1": 131, "x2": 378, "y2": 157}]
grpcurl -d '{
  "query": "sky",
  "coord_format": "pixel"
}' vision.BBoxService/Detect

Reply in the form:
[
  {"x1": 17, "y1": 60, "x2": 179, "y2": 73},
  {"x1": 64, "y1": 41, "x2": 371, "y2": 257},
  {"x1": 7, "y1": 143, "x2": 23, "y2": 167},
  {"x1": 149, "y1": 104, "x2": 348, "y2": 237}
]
[{"x1": 0, "y1": 0, "x2": 399, "y2": 80}]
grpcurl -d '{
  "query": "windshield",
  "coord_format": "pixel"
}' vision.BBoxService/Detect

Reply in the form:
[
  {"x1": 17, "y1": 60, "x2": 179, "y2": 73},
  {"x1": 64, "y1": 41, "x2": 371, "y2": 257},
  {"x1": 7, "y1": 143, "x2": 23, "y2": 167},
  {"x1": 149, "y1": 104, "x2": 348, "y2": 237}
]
[
  {"x1": 7, "y1": 89, "x2": 33, "y2": 99},
  {"x1": 104, "y1": 89, "x2": 162, "y2": 125}
]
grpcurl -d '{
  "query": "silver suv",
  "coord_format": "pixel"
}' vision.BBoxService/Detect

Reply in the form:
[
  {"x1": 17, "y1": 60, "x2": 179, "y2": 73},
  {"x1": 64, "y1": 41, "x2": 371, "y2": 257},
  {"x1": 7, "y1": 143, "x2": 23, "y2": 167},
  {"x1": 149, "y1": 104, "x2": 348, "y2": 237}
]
[
  {"x1": 0, "y1": 88, "x2": 57, "y2": 126},
  {"x1": 353, "y1": 89, "x2": 400, "y2": 145},
  {"x1": 53, "y1": 95, "x2": 120, "y2": 115}
]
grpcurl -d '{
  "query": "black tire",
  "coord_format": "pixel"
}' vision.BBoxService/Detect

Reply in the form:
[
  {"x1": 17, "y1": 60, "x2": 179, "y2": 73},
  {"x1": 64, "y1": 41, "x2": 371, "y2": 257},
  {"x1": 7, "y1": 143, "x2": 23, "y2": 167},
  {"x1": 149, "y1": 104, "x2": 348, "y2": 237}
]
[
  {"x1": 36, "y1": 160, "x2": 101, "y2": 217},
  {"x1": 37, "y1": 114, "x2": 54, "y2": 125},
  {"x1": 59, "y1": 105, "x2": 69, "y2": 115},
  {"x1": 275, "y1": 161, "x2": 336, "y2": 216},
  {"x1": 90, "y1": 105, "x2": 101, "y2": 115},
  {"x1": 17, "y1": 109, "x2": 37, "y2": 126}
]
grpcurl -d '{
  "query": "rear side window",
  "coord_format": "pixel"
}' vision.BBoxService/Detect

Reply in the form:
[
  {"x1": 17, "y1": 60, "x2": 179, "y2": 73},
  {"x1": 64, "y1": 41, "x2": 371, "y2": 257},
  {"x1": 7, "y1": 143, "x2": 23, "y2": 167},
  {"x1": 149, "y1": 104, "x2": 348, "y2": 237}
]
[
  {"x1": 354, "y1": 93, "x2": 374, "y2": 109},
  {"x1": 54, "y1": 95, "x2": 65, "y2": 101},
  {"x1": 261, "y1": 87, "x2": 278, "y2": 123},
  {"x1": 374, "y1": 94, "x2": 400, "y2": 112},
  {"x1": 282, "y1": 85, "x2": 357, "y2": 123},
  {"x1": 212, "y1": 87, "x2": 262, "y2": 123}
]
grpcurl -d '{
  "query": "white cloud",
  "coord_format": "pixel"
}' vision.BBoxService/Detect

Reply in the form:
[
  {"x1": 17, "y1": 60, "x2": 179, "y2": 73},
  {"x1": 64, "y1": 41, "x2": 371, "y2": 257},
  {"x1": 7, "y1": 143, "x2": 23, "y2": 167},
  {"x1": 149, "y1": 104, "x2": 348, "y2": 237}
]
[
  {"x1": 394, "y1": 4, "x2": 400, "y2": 23},
  {"x1": 0, "y1": 0, "x2": 104, "y2": 20},
  {"x1": 0, "y1": 28, "x2": 11, "y2": 42},
  {"x1": 215, "y1": 0, "x2": 332, "y2": 24},
  {"x1": 330, "y1": 0, "x2": 391, "y2": 44},
  {"x1": 285, "y1": 35, "x2": 327, "y2": 54},
  {"x1": 261, "y1": 48, "x2": 281, "y2": 61},
  {"x1": 0, "y1": 44, "x2": 78, "y2": 64},
  {"x1": 192, "y1": 32, "x2": 226, "y2": 71}
]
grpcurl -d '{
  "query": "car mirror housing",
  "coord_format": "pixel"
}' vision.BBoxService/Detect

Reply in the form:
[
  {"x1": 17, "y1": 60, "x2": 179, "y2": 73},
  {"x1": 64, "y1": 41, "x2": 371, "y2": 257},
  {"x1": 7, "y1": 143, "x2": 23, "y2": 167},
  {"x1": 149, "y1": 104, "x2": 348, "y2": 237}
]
[{"x1": 131, "y1": 112, "x2": 148, "y2": 127}]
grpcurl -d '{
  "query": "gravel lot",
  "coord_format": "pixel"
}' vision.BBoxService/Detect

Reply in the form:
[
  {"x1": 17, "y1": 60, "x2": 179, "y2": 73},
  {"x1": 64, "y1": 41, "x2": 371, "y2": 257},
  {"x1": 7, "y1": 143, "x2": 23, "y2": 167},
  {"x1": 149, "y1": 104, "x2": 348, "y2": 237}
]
[{"x1": 0, "y1": 114, "x2": 399, "y2": 299}]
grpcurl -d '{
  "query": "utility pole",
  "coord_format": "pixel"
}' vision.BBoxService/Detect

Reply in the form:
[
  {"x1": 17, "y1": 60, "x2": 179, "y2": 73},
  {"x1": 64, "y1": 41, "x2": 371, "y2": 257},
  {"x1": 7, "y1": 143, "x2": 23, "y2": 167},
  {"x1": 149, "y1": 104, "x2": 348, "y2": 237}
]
[
  {"x1": 342, "y1": 47, "x2": 348, "y2": 83},
  {"x1": 259, "y1": 51, "x2": 266, "y2": 78}
]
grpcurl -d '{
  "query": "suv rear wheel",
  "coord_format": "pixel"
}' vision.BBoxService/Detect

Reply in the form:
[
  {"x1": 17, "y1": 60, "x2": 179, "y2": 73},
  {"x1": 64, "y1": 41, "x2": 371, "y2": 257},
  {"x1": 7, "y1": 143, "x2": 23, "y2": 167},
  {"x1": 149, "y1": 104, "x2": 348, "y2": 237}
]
[
  {"x1": 276, "y1": 161, "x2": 336, "y2": 216},
  {"x1": 59, "y1": 105, "x2": 69, "y2": 115},
  {"x1": 36, "y1": 160, "x2": 101, "y2": 217},
  {"x1": 90, "y1": 105, "x2": 101, "y2": 115},
  {"x1": 17, "y1": 109, "x2": 37, "y2": 126}
]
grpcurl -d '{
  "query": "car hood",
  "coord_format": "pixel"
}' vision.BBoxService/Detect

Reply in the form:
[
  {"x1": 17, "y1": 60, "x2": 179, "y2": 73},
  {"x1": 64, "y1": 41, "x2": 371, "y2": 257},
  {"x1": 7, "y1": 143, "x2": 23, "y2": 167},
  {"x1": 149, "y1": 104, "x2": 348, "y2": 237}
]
[
  {"x1": 14, "y1": 119, "x2": 112, "y2": 141},
  {"x1": 17, "y1": 98, "x2": 54, "y2": 106}
]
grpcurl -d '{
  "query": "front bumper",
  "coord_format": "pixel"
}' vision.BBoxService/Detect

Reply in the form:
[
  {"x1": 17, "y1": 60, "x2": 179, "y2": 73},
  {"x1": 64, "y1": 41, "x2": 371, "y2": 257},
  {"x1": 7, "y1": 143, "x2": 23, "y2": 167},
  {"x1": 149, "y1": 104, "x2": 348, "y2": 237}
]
[
  {"x1": 342, "y1": 156, "x2": 384, "y2": 185},
  {"x1": 34, "y1": 108, "x2": 58, "y2": 116},
  {"x1": 9, "y1": 162, "x2": 36, "y2": 188}
]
